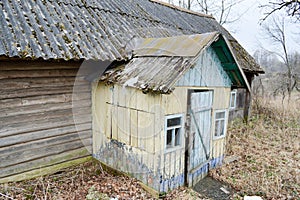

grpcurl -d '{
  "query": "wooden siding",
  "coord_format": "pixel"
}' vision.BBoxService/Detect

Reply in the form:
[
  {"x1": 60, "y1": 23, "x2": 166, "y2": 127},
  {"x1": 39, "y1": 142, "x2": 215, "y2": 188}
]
[
  {"x1": 93, "y1": 83, "x2": 188, "y2": 192},
  {"x1": 176, "y1": 47, "x2": 231, "y2": 87},
  {"x1": 93, "y1": 82, "x2": 230, "y2": 192},
  {"x1": 0, "y1": 60, "x2": 92, "y2": 181}
]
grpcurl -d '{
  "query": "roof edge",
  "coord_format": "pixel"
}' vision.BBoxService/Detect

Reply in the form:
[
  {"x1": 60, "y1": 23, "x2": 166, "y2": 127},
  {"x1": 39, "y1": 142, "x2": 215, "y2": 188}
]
[
  {"x1": 220, "y1": 35, "x2": 251, "y2": 92},
  {"x1": 149, "y1": 0, "x2": 215, "y2": 19}
]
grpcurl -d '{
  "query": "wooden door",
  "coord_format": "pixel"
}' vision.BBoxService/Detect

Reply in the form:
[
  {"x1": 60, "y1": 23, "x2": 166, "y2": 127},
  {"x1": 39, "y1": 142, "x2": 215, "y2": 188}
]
[{"x1": 186, "y1": 91, "x2": 213, "y2": 186}]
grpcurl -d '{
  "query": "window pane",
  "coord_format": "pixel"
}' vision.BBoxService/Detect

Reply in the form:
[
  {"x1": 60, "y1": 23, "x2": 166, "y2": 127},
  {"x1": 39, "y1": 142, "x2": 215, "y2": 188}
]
[
  {"x1": 230, "y1": 93, "x2": 236, "y2": 107},
  {"x1": 220, "y1": 120, "x2": 225, "y2": 136},
  {"x1": 167, "y1": 117, "x2": 181, "y2": 127},
  {"x1": 216, "y1": 112, "x2": 225, "y2": 119},
  {"x1": 215, "y1": 121, "x2": 219, "y2": 137},
  {"x1": 175, "y1": 128, "x2": 181, "y2": 146},
  {"x1": 166, "y1": 130, "x2": 173, "y2": 148}
]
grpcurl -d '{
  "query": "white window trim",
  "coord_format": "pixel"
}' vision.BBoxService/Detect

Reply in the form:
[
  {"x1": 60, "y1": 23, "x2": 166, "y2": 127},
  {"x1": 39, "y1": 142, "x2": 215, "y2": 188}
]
[
  {"x1": 164, "y1": 114, "x2": 184, "y2": 153},
  {"x1": 229, "y1": 90, "x2": 237, "y2": 109},
  {"x1": 213, "y1": 109, "x2": 228, "y2": 140}
]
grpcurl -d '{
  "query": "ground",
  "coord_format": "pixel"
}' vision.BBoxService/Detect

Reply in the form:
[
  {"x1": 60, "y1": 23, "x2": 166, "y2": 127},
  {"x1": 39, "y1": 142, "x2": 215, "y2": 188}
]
[
  {"x1": 210, "y1": 96, "x2": 300, "y2": 199},
  {"x1": 0, "y1": 159, "x2": 208, "y2": 200},
  {"x1": 0, "y1": 96, "x2": 299, "y2": 199}
]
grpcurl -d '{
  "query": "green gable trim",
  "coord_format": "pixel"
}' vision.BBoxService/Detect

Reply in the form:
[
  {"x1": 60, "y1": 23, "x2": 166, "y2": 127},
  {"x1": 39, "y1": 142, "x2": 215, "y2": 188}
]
[{"x1": 212, "y1": 37, "x2": 246, "y2": 88}]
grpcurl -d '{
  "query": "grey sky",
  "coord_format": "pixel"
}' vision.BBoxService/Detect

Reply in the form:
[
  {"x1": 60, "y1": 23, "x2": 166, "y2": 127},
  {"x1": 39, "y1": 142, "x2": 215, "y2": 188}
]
[{"x1": 161, "y1": 0, "x2": 300, "y2": 55}]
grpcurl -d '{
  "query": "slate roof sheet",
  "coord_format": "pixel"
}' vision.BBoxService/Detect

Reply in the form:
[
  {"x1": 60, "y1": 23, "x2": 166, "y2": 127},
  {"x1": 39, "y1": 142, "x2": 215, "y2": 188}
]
[{"x1": 0, "y1": 0, "x2": 263, "y2": 73}]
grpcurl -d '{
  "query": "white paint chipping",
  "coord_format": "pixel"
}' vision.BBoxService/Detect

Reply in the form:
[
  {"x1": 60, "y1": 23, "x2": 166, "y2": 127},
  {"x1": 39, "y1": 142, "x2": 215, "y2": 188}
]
[{"x1": 123, "y1": 76, "x2": 138, "y2": 88}]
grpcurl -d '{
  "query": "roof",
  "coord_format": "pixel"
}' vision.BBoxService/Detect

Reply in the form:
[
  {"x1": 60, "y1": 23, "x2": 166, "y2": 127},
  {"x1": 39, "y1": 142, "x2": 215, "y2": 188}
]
[
  {"x1": 0, "y1": 0, "x2": 263, "y2": 73},
  {"x1": 101, "y1": 32, "x2": 251, "y2": 94},
  {"x1": 133, "y1": 32, "x2": 219, "y2": 57}
]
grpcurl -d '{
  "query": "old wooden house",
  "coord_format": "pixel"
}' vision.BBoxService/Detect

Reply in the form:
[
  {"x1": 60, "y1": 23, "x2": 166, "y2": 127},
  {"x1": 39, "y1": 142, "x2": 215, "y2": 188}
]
[
  {"x1": 0, "y1": 0, "x2": 263, "y2": 193},
  {"x1": 93, "y1": 32, "x2": 250, "y2": 192}
]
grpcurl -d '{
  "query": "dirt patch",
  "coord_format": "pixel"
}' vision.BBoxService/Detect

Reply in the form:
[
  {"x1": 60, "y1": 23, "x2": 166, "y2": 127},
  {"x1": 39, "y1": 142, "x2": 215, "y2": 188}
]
[{"x1": 193, "y1": 176, "x2": 233, "y2": 199}]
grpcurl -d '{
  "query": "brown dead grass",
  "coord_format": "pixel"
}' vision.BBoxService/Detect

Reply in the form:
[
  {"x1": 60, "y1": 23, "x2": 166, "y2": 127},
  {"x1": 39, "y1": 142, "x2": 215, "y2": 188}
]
[{"x1": 210, "y1": 96, "x2": 300, "y2": 199}]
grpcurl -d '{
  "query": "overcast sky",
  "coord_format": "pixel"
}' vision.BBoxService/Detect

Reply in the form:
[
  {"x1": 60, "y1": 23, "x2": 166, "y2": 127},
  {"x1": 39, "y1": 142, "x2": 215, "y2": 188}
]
[
  {"x1": 162, "y1": 0, "x2": 300, "y2": 55},
  {"x1": 216, "y1": 0, "x2": 300, "y2": 55}
]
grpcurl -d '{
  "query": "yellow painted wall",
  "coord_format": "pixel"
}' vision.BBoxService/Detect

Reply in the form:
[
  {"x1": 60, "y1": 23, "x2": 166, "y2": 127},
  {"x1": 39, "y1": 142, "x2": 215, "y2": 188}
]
[{"x1": 93, "y1": 83, "x2": 231, "y2": 185}]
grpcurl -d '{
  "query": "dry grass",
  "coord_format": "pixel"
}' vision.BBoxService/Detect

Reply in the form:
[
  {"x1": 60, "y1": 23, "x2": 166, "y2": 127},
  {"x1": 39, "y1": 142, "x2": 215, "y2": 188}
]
[{"x1": 210, "y1": 95, "x2": 300, "y2": 199}]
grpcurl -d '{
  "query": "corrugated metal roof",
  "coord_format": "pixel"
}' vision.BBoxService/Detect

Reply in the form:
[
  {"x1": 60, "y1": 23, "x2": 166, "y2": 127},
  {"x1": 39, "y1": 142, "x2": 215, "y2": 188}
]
[
  {"x1": 0, "y1": 0, "x2": 263, "y2": 73},
  {"x1": 133, "y1": 32, "x2": 219, "y2": 57}
]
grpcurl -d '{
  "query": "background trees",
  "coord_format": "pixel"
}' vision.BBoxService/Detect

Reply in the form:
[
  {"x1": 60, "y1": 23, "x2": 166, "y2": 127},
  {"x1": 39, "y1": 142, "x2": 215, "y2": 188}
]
[
  {"x1": 165, "y1": 0, "x2": 246, "y2": 25},
  {"x1": 262, "y1": 0, "x2": 300, "y2": 21}
]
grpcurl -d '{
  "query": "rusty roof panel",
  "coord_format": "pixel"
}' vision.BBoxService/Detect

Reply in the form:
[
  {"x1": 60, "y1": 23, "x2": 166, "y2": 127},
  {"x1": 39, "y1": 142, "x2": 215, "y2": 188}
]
[
  {"x1": 0, "y1": 0, "x2": 263, "y2": 73},
  {"x1": 134, "y1": 32, "x2": 219, "y2": 57}
]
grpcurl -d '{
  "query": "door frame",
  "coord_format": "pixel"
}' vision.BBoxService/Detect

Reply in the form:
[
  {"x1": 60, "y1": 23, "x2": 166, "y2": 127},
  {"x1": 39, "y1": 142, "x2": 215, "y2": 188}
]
[{"x1": 184, "y1": 89, "x2": 213, "y2": 185}]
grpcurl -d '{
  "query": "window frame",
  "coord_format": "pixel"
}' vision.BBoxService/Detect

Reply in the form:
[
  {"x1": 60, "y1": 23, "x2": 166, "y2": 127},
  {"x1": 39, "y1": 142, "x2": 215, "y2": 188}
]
[
  {"x1": 229, "y1": 89, "x2": 237, "y2": 109},
  {"x1": 164, "y1": 114, "x2": 184, "y2": 152},
  {"x1": 213, "y1": 109, "x2": 227, "y2": 140}
]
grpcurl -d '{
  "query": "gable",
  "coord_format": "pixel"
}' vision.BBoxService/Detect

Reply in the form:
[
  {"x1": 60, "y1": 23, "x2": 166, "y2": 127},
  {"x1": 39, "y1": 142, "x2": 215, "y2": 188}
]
[{"x1": 176, "y1": 47, "x2": 232, "y2": 87}]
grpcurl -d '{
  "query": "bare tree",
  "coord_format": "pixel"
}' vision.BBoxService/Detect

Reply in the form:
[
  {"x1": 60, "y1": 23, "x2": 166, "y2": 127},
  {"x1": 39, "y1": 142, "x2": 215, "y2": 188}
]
[
  {"x1": 263, "y1": 16, "x2": 299, "y2": 102},
  {"x1": 162, "y1": 0, "x2": 246, "y2": 25},
  {"x1": 261, "y1": 0, "x2": 300, "y2": 21}
]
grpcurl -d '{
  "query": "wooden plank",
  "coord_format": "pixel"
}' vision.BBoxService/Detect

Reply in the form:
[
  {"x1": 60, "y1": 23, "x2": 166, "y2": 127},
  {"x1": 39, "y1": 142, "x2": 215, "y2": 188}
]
[
  {"x1": 0, "y1": 122, "x2": 91, "y2": 148},
  {"x1": 117, "y1": 106, "x2": 130, "y2": 145},
  {"x1": 0, "y1": 130, "x2": 91, "y2": 157},
  {"x1": 0, "y1": 85, "x2": 90, "y2": 100},
  {"x1": 105, "y1": 104, "x2": 112, "y2": 139},
  {"x1": 0, "y1": 148, "x2": 90, "y2": 179},
  {"x1": 117, "y1": 85, "x2": 127, "y2": 107},
  {"x1": 0, "y1": 93, "x2": 90, "y2": 109},
  {"x1": 129, "y1": 88, "x2": 137, "y2": 109},
  {"x1": 0, "y1": 113, "x2": 91, "y2": 137},
  {"x1": 111, "y1": 105, "x2": 118, "y2": 140},
  {"x1": 0, "y1": 107, "x2": 91, "y2": 127},
  {"x1": 130, "y1": 109, "x2": 138, "y2": 147},
  {"x1": 138, "y1": 111, "x2": 154, "y2": 152},
  {"x1": 93, "y1": 82, "x2": 106, "y2": 153},
  {"x1": 0, "y1": 69, "x2": 78, "y2": 80},
  {"x1": 1, "y1": 100, "x2": 90, "y2": 117},
  {"x1": 0, "y1": 77, "x2": 88, "y2": 91},
  {"x1": 0, "y1": 156, "x2": 92, "y2": 183},
  {"x1": 0, "y1": 60, "x2": 81, "y2": 71},
  {"x1": 136, "y1": 90, "x2": 148, "y2": 112},
  {"x1": 0, "y1": 138, "x2": 91, "y2": 168}
]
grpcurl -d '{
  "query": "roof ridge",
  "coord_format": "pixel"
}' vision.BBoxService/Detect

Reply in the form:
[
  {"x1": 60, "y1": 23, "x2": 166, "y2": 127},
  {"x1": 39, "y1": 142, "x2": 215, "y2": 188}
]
[{"x1": 149, "y1": 0, "x2": 214, "y2": 19}]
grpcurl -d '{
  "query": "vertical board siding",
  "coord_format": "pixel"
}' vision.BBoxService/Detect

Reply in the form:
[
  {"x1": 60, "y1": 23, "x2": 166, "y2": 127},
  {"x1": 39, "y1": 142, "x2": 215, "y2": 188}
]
[
  {"x1": 176, "y1": 47, "x2": 231, "y2": 87},
  {"x1": 0, "y1": 60, "x2": 92, "y2": 180},
  {"x1": 94, "y1": 83, "x2": 186, "y2": 192}
]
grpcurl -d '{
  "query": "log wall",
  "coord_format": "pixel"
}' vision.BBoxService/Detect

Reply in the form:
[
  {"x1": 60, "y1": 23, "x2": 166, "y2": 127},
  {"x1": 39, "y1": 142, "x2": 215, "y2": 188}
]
[{"x1": 0, "y1": 59, "x2": 92, "y2": 181}]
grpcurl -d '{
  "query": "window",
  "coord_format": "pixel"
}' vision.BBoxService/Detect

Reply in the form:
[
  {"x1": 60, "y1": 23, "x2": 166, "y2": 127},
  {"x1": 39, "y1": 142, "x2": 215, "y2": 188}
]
[
  {"x1": 214, "y1": 110, "x2": 227, "y2": 139},
  {"x1": 165, "y1": 114, "x2": 183, "y2": 150},
  {"x1": 229, "y1": 90, "x2": 237, "y2": 109}
]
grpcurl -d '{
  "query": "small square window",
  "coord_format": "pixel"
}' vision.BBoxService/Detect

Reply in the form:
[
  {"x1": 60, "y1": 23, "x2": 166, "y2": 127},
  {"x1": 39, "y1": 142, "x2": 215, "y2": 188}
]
[
  {"x1": 214, "y1": 110, "x2": 227, "y2": 139},
  {"x1": 165, "y1": 114, "x2": 183, "y2": 150}
]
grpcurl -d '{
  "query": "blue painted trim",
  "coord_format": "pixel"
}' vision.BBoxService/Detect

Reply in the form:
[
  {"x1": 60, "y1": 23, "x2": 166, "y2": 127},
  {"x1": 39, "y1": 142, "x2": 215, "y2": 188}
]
[
  {"x1": 209, "y1": 155, "x2": 224, "y2": 169},
  {"x1": 159, "y1": 173, "x2": 185, "y2": 192}
]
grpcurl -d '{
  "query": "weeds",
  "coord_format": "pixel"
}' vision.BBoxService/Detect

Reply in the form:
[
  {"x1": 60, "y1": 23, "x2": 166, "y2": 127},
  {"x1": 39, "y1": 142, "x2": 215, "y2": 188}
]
[{"x1": 211, "y1": 96, "x2": 300, "y2": 199}]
